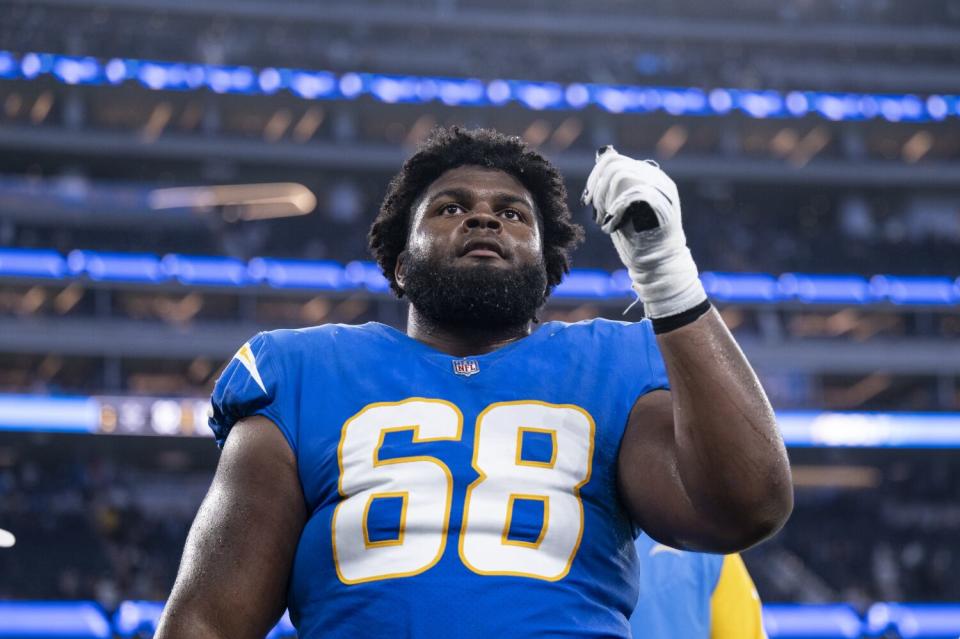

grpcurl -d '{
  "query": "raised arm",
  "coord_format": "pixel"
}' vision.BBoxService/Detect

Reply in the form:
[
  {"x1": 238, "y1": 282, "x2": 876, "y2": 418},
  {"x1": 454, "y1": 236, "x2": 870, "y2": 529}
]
[
  {"x1": 582, "y1": 147, "x2": 792, "y2": 552},
  {"x1": 617, "y1": 310, "x2": 792, "y2": 552},
  {"x1": 156, "y1": 416, "x2": 307, "y2": 639}
]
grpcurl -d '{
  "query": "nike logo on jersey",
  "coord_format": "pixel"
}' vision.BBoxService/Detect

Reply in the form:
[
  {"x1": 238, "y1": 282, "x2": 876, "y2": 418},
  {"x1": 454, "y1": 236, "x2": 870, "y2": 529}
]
[
  {"x1": 649, "y1": 543, "x2": 684, "y2": 558},
  {"x1": 234, "y1": 342, "x2": 267, "y2": 394}
]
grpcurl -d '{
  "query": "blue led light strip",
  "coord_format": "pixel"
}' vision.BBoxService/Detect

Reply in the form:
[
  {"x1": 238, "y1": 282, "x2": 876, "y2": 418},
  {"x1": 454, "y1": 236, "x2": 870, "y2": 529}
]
[
  {"x1": 1, "y1": 393, "x2": 960, "y2": 448},
  {"x1": 1, "y1": 600, "x2": 959, "y2": 638},
  {"x1": 1, "y1": 49, "x2": 958, "y2": 122},
  {"x1": 2, "y1": 248, "x2": 958, "y2": 305}
]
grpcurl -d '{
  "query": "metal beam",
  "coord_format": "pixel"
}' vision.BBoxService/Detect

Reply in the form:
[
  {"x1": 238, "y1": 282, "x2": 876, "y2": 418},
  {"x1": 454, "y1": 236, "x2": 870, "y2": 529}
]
[
  {"x1": 0, "y1": 317, "x2": 260, "y2": 358},
  {"x1": 1, "y1": 317, "x2": 958, "y2": 374},
  {"x1": 753, "y1": 59, "x2": 960, "y2": 94},
  {"x1": 12, "y1": 0, "x2": 960, "y2": 51},
  {"x1": 739, "y1": 338, "x2": 960, "y2": 375}
]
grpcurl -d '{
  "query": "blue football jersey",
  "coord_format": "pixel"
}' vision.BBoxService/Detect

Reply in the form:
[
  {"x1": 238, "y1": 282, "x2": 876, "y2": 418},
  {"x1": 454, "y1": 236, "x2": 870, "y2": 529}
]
[
  {"x1": 210, "y1": 319, "x2": 669, "y2": 638},
  {"x1": 630, "y1": 534, "x2": 724, "y2": 639}
]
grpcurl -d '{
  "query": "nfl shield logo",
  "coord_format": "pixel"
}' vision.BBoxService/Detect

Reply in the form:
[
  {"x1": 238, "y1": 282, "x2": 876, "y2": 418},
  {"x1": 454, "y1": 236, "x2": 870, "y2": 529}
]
[{"x1": 452, "y1": 358, "x2": 480, "y2": 377}]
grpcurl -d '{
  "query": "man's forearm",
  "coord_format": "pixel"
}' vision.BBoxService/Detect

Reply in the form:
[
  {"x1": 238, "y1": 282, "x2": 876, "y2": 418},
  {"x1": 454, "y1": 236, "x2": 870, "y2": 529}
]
[
  {"x1": 656, "y1": 306, "x2": 793, "y2": 546},
  {"x1": 155, "y1": 608, "x2": 233, "y2": 639}
]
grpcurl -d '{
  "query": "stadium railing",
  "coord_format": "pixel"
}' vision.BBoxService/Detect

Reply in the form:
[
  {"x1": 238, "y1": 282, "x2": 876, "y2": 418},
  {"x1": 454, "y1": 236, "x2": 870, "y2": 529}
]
[
  {"x1": 1, "y1": 601, "x2": 959, "y2": 639},
  {"x1": 1, "y1": 247, "x2": 958, "y2": 305}
]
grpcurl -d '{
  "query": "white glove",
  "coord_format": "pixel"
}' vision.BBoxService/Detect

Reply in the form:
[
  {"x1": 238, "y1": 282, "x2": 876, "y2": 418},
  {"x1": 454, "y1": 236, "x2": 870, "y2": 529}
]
[{"x1": 582, "y1": 146, "x2": 706, "y2": 319}]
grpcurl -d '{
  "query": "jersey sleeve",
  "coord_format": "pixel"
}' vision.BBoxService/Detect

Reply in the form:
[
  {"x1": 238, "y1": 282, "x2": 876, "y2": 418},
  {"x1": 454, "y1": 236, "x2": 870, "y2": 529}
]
[
  {"x1": 640, "y1": 319, "x2": 670, "y2": 394},
  {"x1": 620, "y1": 319, "x2": 670, "y2": 398},
  {"x1": 208, "y1": 331, "x2": 298, "y2": 454},
  {"x1": 710, "y1": 554, "x2": 767, "y2": 639}
]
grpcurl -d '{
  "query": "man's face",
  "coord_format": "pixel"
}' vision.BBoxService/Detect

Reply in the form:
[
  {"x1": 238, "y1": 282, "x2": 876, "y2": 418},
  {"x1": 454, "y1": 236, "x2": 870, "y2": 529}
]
[
  {"x1": 406, "y1": 165, "x2": 542, "y2": 271},
  {"x1": 397, "y1": 165, "x2": 549, "y2": 329}
]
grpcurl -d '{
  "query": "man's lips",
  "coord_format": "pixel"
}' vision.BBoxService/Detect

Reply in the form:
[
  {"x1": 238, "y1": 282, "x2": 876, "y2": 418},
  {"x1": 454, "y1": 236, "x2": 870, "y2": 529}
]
[
  {"x1": 460, "y1": 239, "x2": 505, "y2": 258},
  {"x1": 464, "y1": 248, "x2": 501, "y2": 258}
]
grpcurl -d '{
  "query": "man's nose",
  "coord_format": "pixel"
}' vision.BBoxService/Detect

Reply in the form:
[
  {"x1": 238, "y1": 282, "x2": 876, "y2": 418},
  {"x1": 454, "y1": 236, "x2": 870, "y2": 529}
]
[{"x1": 463, "y1": 207, "x2": 502, "y2": 232}]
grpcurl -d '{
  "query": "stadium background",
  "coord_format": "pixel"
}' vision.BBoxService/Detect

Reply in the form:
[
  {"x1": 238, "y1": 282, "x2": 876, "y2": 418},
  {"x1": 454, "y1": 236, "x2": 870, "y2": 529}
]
[{"x1": 1, "y1": 0, "x2": 959, "y2": 636}]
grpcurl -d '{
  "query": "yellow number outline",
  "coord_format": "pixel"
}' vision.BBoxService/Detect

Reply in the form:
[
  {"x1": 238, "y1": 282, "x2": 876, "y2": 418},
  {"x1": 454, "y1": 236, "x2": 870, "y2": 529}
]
[
  {"x1": 361, "y1": 491, "x2": 409, "y2": 548},
  {"x1": 332, "y1": 397, "x2": 463, "y2": 585},
  {"x1": 515, "y1": 426, "x2": 558, "y2": 468},
  {"x1": 459, "y1": 399, "x2": 596, "y2": 581},
  {"x1": 501, "y1": 493, "x2": 550, "y2": 549}
]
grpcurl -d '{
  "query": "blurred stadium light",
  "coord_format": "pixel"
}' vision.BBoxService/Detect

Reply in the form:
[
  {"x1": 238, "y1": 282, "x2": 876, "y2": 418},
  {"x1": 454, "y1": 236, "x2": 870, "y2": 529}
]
[
  {"x1": 0, "y1": 249, "x2": 67, "y2": 279},
  {"x1": 247, "y1": 257, "x2": 350, "y2": 290},
  {"x1": 0, "y1": 528, "x2": 15, "y2": 548},
  {"x1": 1, "y1": 247, "x2": 957, "y2": 305},
  {"x1": 700, "y1": 272, "x2": 781, "y2": 303},
  {"x1": 148, "y1": 183, "x2": 317, "y2": 221},
  {"x1": 865, "y1": 603, "x2": 960, "y2": 638},
  {"x1": 160, "y1": 254, "x2": 250, "y2": 287},
  {"x1": 1, "y1": 0, "x2": 959, "y2": 627},
  {"x1": 4, "y1": 600, "x2": 958, "y2": 638},
  {"x1": 1, "y1": 392, "x2": 959, "y2": 447},
  {"x1": 110, "y1": 602, "x2": 298, "y2": 639},
  {"x1": 778, "y1": 274, "x2": 872, "y2": 305},
  {"x1": 112, "y1": 601, "x2": 164, "y2": 639},
  {"x1": 869, "y1": 276, "x2": 957, "y2": 306},
  {"x1": 777, "y1": 412, "x2": 960, "y2": 448},
  {"x1": 552, "y1": 269, "x2": 614, "y2": 298},
  {"x1": 0, "y1": 601, "x2": 111, "y2": 639},
  {"x1": 0, "y1": 394, "x2": 99, "y2": 433},
  {"x1": 2, "y1": 50, "x2": 958, "y2": 123},
  {"x1": 762, "y1": 604, "x2": 862, "y2": 638},
  {"x1": 66, "y1": 251, "x2": 165, "y2": 284}
]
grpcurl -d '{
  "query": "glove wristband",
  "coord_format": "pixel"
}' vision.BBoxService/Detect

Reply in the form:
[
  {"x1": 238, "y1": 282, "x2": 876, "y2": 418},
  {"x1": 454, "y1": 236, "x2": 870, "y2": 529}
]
[
  {"x1": 651, "y1": 299, "x2": 712, "y2": 334},
  {"x1": 627, "y1": 247, "x2": 707, "y2": 319}
]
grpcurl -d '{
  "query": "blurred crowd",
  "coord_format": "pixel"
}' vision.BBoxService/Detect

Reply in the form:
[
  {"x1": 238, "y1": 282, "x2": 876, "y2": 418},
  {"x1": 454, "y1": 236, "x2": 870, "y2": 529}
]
[
  {"x1": 0, "y1": 438, "x2": 208, "y2": 605},
  {"x1": 520, "y1": 0, "x2": 960, "y2": 25},
  {"x1": 1, "y1": 435, "x2": 958, "y2": 610},
  {"x1": 747, "y1": 451, "x2": 960, "y2": 605},
  {"x1": 0, "y1": 0, "x2": 958, "y2": 626}
]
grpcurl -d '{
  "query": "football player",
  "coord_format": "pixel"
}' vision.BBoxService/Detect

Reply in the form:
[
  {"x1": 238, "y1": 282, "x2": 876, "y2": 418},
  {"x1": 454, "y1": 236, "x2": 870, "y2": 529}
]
[
  {"x1": 632, "y1": 534, "x2": 766, "y2": 638},
  {"x1": 156, "y1": 127, "x2": 792, "y2": 638}
]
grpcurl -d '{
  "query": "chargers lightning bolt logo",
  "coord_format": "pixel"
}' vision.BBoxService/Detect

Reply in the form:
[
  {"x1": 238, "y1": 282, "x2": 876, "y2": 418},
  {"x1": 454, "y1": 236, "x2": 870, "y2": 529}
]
[{"x1": 234, "y1": 342, "x2": 267, "y2": 394}]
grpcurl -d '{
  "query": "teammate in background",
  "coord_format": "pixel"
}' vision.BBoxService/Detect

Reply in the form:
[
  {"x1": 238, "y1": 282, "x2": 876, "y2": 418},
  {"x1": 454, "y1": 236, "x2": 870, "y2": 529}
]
[
  {"x1": 632, "y1": 535, "x2": 766, "y2": 639},
  {"x1": 157, "y1": 127, "x2": 792, "y2": 638}
]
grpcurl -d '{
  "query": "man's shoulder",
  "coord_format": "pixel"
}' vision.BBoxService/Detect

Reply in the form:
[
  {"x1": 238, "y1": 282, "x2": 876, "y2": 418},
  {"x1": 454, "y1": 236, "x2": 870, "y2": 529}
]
[
  {"x1": 542, "y1": 316, "x2": 654, "y2": 342},
  {"x1": 247, "y1": 323, "x2": 393, "y2": 371},
  {"x1": 259, "y1": 322, "x2": 389, "y2": 350}
]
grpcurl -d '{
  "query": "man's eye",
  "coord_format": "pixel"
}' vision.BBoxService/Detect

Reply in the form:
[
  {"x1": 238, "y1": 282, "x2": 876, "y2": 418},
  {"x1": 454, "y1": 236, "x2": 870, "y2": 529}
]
[
  {"x1": 441, "y1": 203, "x2": 464, "y2": 215},
  {"x1": 501, "y1": 209, "x2": 521, "y2": 221}
]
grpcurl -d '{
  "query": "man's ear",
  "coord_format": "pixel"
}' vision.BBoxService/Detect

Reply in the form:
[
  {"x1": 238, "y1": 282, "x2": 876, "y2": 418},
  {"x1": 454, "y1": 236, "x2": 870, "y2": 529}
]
[{"x1": 394, "y1": 251, "x2": 408, "y2": 291}]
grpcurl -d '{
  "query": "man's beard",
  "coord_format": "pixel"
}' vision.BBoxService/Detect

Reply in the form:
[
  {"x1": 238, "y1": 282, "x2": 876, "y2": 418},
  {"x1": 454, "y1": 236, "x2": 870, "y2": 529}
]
[{"x1": 402, "y1": 251, "x2": 548, "y2": 331}]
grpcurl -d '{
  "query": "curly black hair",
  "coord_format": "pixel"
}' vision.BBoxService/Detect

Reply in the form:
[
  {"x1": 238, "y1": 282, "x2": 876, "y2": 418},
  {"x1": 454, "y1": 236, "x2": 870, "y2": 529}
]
[{"x1": 369, "y1": 125, "x2": 584, "y2": 297}]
